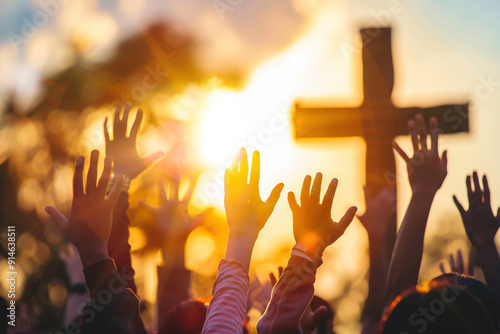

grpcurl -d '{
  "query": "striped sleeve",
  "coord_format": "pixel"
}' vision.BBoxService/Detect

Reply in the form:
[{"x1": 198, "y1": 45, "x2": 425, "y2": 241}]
[{"x1": 202, "y1": 258, "x2": 250, "y2": 333}]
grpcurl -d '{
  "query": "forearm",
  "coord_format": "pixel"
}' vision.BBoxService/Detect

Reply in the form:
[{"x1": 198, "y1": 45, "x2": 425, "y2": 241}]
[
  {"x1": 161, "y1": 241, "x2": 186, "y2": 269},
  {"x1": 108, "y1": 190, "x2": 148, "y2": 334},
  {"x1": 362, "y1": 241, "x2": 392, "y2": 332},
  {"x1": 257, "y1": 250, "x2": 319, "y2": 334},
  {"x1": 76, "y1": 258, "x2": 140, "y2": 334},
  {"x1": 108, "y1": 191, "x2": 137, "y2": 290},
  {"x1": 386, "y1": 193, "x2": 435, "y2": 300},
  {"x1": 202, "y1": 259, "x2": 250, "y2": 334},
  {"x1": 476, "y1": 241, "x2": 500, "y2": 300},
  {"x1": 225, "y1": 232, "x2": 258, "y2": 272},
  {"x1": 157, "y1": 261, "x2": 191, "y2": 330}
]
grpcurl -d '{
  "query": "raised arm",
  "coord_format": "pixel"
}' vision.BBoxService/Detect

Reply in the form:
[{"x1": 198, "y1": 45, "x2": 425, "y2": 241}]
[
  {"x1": 104, "y1": 106, "x2": 163, "y2": 333},
  {"x1": 257, "y1": 173, "x2": 357, "y2": 334},
  {"x1": 141, "y1": 177, "x2": 211, "y2": 330},
  {"x1": 45, "y1": 151, "x2": 140, "y2": 333},
  {"x1": 358, "y1": 187, "x2": 396, "y2": 334},
  {"x1": 104, "y1": 105, "x2": 163, "y2": 277},
  {"x1": 386, "y1": 114, "x2": 448, "y2": 301},
  {"x1": 453, "y1": 172, "x2": 500, "y2": 301},
  {"x1": 202, "y1": 148, "x2": 283, "y2": 334}
]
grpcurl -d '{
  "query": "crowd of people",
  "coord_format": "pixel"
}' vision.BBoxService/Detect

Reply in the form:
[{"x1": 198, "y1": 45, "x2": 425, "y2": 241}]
[{"x1": 6, "y1": 106, "x2": 500, "y2": 333}]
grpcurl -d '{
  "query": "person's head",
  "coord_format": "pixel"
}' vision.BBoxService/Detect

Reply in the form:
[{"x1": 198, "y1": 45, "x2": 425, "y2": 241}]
[
  {"x1": 159, "y1": 299, "x2": 207, "y2": 334},
  {"x1": 430, "y1": 273, "x2": 499, "y2": 327},
  {"x1": 382, "y1": 277, "x2": 496, "y2": 334}
]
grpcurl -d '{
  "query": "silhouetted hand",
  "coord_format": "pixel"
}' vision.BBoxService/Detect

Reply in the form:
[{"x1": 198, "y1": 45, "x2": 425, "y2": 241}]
[
  {"x1": 141, "y1": 177, "x2": 211, "y2": 243},
  {"x1": 45, "y1": 150, "x2": 123, "y2": 267},
  {"x1": 301, "y1": 304, "x2": 329, "y2": 334},
  {"x1": 269, "y1": 266, "x2": 284, "y2": 287},
  {"x1": 358, "y1": 186, "x2": 396, "y2": 252},
  {"x1": 453, "y1": 172, "x2": 500, "y2": 246},
  {"x1": 247, "y1": 273, "x2": 274, "y2": 313},
  {"x1": 224, "y1": 148, "x2": 284, "y2": 240},
  {"x1": 288, "y1": 173, "x2": 357, "y2": 254},
  {"x1": 393, "y1": 114, "x2": 448, "y2": 196},
  {"x1": 439, "y1": 249, "x2": 474, "y2": 276},
  {"x1": 104, "y1": 106, "x2": 163, "y2": 179}
]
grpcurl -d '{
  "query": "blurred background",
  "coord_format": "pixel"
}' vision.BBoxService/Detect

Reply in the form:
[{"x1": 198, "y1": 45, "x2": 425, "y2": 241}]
[{"x1": 1, "y1": 0, "x2": 500, "y2": 333}]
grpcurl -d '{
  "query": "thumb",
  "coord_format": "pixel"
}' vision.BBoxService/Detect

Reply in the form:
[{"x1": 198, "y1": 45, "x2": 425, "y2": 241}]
[
  {"x1": 45, "y1": 206, "x2": 69, "y2": 231},
  {"x1": 265, "y1": 183, "x2": 284, "y2": 211},
  {"x1": 441, "y1": 150, "x2": 448, "y2": 170}
]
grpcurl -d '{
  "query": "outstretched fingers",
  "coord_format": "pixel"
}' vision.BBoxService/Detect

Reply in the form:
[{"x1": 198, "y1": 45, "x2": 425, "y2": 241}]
[
  {"x1": 103, "y1": 117, "x2": 111, "y2": 143},
  {"x1": 429, "y1": 117, "x2": 439, "y2": 154},
  {"x1": 322, "y1": 178, "x2": 338, "y2": 212},
  {"x1": 249, "y1": 151, "x2": 260, "y2": 190},
  {"x1": 472, "y1": 172, "x2": 482, "y2": 204},
  {"x1": 86, "y1": 150, "x2": 99, "y2": 194},
  {"x1": 265, "y1": 183, "x2": 284, "y2": 212},
  {"x1": 452, "y1": 195, "x2": 466, "y2": 215},
  {"x1": 287, "y1": 191, "x2": 300, "y2": 212},
  {"x1": 113, "y1": 106, "x2": 125, "y2": 137},
  {"x1": 73, "y1": 156, "x2": 85, "y2": 199},
  {"x1": 336, "y1": 206, "x2": 358, "y2": 233},
  {"x1": 310, "y1": 173, "x2": 322, "y2": 204},
  {"x1": 466, "y1": 175, "x2": 474, "y2": 206},
  {"x1": 392, "y1": 141, "x2": 410, "y2": 162},
  {"x1": 483, "y1": 174, "x2": 491, "y2": 205},
  {"x1": 97, "y1": 157, "x2": 113, "y2": 195},
  {"x1": 45, "y1": 206, "x2": 69, "y2": 231},
  {"x1": 300, "y1": 175, "x2": 312, "y2": 205},
  {"x1": 129, "y1": 108, "x2": 143, "y2": 142},
  {"x1": 416, "y1": 114, "x2": 428, "y2": 152},
  {"x1": 239, "y1": 148, "x2": 249, "y2": 182},
  {"x1": 409, "y1": 119, "x2": 419, "y2": 153}
]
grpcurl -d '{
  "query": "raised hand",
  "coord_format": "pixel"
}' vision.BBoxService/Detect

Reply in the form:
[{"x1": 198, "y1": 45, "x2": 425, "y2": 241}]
[
  {"x1": 392, "y1": 114, "x2": 448, "y2": 196},
  {"x1": 45, "y1": 150, "x2": 123, "y2": 267},
  {"x1": 141, "y1": 177, "x2": 210, "y2": 242},
  {"x1": 104, "y1": 106, "x2": 163, "y2": 180},
  {"x1": 439, "y1": 249, "x2": 474, "y2": 276},
  {"x1": 269, "y1": 266, "x2": 284, "y2": 287},
  {"x1": 224, "y1": 148, "x2": 284, "y2": 270},
  {"x1": 288, "y1": 173, "x2": 357, "y2": 254},
  {"x1": 386, "y1": 114, "x2": 448, "y2": 300},
  {"x1": 224, "y1": 148, "x2": 284, "y2": 239},
  {"x1": 453, "y1": 172, "x2": 500, "y2": 246}
]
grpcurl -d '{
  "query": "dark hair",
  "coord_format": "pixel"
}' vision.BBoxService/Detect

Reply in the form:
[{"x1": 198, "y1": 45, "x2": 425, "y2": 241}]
[
  {"x1": 159, "y1": 299, "x2": 207, "y2": 334},
  {"x1": 430, "y1": 273, "x2": 500, "y2": 327},
  {"x1": 382, "y1": 279, "x2": 496, "y2": 334}
]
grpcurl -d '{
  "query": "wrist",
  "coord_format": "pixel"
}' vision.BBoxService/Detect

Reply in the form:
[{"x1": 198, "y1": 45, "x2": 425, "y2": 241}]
[
  {"x1": 225, "y1": 233, "x2": 256, "y2": 271},
  {"x1": 475, "y1": 238, "x2": 497, "y2": 252},
  {"x1": 109, "y1": 175, "x2": 131, "y2": 193},
  {"x1": 411, "y1": 190, "x2": 437, "y2": 200},
  {"x1": 76, "y1": 243, "x2": 109, "y2": 269},
  {"x1": 161, "y1": 244, "x2": 186, "y2": 267}
]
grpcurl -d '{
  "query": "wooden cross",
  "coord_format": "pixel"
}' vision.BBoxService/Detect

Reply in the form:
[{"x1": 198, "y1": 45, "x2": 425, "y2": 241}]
[{"x1": 293, "y1": 27, "x2": 469, "y2": 249}]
